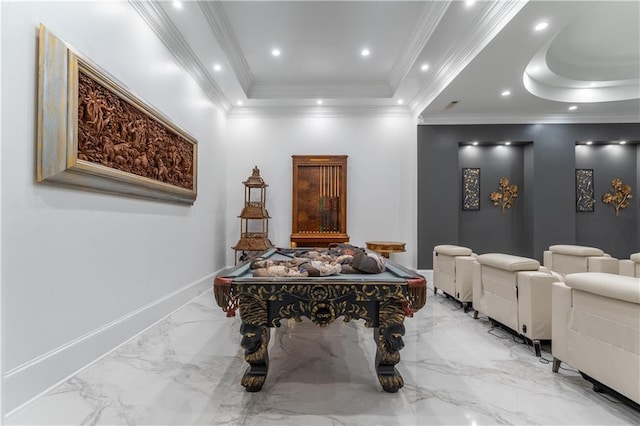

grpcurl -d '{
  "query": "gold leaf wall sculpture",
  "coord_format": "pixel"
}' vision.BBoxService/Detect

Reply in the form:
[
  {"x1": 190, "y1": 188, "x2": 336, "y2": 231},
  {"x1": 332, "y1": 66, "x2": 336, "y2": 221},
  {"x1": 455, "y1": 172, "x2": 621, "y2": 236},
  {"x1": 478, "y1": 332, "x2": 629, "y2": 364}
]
[
  {"x1": 489, "y1": 177, "x2": 518, "y2": 214},
  {"x1": 602, "y1": 179, "x2": 633, "y2": 216}
]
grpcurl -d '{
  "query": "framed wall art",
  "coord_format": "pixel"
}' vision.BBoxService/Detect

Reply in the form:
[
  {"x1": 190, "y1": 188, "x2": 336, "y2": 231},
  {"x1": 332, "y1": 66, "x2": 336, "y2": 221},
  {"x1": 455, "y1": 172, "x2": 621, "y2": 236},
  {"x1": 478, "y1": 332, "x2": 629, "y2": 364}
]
[
  {"x1": 462, "y1": 168, "x2": 480, "y2": 211},
  {"x1": 575, "y1": 169, "x2": 595, "y2": 212},
  {"x1": 37, "y1": 24, "x2": 197, "y2": 205}
]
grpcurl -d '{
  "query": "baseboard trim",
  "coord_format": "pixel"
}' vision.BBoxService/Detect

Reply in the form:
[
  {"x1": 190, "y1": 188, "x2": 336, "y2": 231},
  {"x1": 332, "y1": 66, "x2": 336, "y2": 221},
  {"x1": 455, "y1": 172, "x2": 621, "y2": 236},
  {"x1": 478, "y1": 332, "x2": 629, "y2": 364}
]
[{"x1": 4, "y1": 270, "x2": 221, "y2": 417}]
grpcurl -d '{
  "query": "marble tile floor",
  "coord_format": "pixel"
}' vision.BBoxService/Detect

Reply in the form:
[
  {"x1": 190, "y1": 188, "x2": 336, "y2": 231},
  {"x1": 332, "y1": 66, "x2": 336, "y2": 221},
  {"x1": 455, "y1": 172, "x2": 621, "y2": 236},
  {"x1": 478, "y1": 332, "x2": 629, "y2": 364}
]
[{"x1": 7, "y1": 271, "x2": 640, "y2": 425}]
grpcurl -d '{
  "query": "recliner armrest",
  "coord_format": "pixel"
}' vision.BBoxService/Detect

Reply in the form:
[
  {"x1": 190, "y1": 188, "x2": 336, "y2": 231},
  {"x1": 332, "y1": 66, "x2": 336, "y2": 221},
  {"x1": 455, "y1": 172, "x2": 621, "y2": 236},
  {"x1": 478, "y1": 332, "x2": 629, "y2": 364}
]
[
  {"x1": 619, "y1": 259, "x2": 638, "y2": 277},
  {"x1": 516, "y1": 271, "x2": 561, "y2": 340},
  {"x1": 587, "y1": 256, "x2": 618, "y2": 274}
]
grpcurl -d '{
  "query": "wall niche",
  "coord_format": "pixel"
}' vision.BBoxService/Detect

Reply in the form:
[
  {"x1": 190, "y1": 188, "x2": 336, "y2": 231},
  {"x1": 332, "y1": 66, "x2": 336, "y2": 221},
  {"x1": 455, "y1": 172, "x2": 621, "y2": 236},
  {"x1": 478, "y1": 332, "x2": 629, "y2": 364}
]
[
  {"x1": 458, "y1": 142, "x2": 532, "y2": 258},
  {"x1": 575, "y1": 143, "x2": 638, "y2": 258}
]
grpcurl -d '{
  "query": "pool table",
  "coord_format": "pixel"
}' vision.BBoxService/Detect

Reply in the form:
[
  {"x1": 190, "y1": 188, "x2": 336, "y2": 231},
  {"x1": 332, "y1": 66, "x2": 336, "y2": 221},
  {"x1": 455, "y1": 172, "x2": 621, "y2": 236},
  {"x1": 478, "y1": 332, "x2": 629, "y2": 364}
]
[{"x1": 213, "y1": 247, "x2": 427, "y2": 393}]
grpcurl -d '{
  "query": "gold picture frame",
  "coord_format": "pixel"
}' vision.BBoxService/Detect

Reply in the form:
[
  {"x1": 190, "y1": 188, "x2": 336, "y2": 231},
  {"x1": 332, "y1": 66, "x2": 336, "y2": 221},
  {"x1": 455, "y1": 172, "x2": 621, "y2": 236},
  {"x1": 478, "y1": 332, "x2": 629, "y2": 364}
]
[{"x1": 37, "y1": 24, "x2": 197, "y2": 205}]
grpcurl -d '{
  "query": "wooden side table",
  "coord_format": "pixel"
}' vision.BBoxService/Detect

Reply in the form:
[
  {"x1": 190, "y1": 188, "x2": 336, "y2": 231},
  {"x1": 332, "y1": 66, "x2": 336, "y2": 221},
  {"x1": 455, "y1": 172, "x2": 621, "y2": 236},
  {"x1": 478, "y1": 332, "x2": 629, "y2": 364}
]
[{"x1": 366, "y1": 241, "x2": 406, "y2": 258}]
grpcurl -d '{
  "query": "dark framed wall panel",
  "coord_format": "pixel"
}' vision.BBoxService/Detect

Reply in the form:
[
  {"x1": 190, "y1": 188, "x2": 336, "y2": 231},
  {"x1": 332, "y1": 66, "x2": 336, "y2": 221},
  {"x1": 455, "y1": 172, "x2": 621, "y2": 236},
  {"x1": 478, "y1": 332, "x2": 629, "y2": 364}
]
[
  {"x1": 575, "y1": 169, "x2": 595, "y2": 212},
  {"x1": 462, "y1": 168, "x2": 480, "y2": 211}
]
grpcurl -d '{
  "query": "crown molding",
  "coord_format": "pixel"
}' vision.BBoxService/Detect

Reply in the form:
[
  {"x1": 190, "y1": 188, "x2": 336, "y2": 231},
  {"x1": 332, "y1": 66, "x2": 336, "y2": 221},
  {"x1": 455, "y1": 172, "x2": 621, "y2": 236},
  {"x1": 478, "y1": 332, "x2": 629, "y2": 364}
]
[
  {"x1": 409, "y1": 0, "x2": 528, "y2": 116},
  {"x1": 249, "y1": 81, "x2": 392, "y2": 99},
  {"x1": 418, "y1": 113, "x2": 640, "y2": 125},
  {"x1": 129, "y1": 0, "x2": 231, "y2": 113},
  {"x1": 228, "y1": 105, "x2": 413, "y2": 119},
  {"x1": 198, "y1": 0, "x2": 254, "y2": 93},
  {"x1": 386, "y1": 1, "x2": 451, "y2": 92}
]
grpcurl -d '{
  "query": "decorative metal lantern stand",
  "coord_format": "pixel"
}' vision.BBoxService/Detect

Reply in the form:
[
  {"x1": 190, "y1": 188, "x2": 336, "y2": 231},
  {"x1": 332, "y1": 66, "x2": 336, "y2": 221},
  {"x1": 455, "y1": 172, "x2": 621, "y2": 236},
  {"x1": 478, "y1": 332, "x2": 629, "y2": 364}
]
[{"x1": 232, "y1": 166, "x2": 273, "y2": 264}]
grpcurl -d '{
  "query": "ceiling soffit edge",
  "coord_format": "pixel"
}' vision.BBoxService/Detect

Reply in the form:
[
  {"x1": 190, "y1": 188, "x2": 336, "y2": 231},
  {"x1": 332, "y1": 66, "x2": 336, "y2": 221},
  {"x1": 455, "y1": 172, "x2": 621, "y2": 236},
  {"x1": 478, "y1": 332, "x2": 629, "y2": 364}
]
[
  {"x1": 198, "y1": 0, "x2": 254, "y2": 93},
  {"x1": 249, "y1": 82, "x2": 392, "y2": 99},
  {"x1": 419, "y1": 113, "x2": 640, "y2": 125},
  {"x1": 523, "y1": 35, "x2": 640, "y2": 103},
  {"x1": 409, "y1": 0, "x2": 529, "y2": 116},
  {"x1": 129, "y1": 0, "x2": 232, "y2": 113},
  {"x1": 386, "y1": 1, "x2": 452, "y2": 92},
  {"x1": 227, "y1": 105, "x2": 413, "y2": 119}
]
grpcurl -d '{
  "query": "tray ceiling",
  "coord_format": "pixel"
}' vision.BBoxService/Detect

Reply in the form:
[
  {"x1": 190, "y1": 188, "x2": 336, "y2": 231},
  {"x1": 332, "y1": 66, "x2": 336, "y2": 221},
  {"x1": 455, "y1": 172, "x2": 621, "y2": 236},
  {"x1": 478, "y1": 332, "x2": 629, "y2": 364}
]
[{"x1": 131, "y1": 0, "x2": 640, "y2": 123}]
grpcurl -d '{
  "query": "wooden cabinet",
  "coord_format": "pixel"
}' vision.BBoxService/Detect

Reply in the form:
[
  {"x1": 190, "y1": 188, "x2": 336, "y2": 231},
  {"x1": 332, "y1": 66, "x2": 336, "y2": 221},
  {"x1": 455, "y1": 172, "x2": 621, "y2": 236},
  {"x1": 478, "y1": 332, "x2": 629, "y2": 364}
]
[{"x1": 290, "y1": 155, "x2": 349, "y2": 247}]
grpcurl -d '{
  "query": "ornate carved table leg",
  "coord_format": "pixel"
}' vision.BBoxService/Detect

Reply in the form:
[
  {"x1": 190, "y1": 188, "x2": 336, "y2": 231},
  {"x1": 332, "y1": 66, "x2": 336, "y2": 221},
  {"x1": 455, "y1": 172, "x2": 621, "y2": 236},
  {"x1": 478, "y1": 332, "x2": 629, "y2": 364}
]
[
  {"x1": 238, "y1": 295, "x2": 269, "y2": 392},
  {"x1": 374, "y1": 298, "x2": 406, "y2": 393}
]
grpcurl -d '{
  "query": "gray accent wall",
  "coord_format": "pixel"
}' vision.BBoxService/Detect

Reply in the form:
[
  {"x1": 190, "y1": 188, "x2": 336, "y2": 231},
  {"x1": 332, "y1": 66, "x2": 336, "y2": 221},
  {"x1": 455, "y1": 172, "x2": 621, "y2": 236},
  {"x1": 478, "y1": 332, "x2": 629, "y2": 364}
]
[{"x1": 417, "y1": 123, "x2": 640, "y2": 268}]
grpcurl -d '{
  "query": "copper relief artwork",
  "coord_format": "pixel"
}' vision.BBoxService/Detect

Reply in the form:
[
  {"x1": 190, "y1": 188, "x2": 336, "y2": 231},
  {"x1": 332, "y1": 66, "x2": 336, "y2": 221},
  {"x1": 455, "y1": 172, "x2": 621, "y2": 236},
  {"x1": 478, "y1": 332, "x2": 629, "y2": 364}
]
[{"x1": 77, "y1": 72, "x2": 194, "y2": 190}]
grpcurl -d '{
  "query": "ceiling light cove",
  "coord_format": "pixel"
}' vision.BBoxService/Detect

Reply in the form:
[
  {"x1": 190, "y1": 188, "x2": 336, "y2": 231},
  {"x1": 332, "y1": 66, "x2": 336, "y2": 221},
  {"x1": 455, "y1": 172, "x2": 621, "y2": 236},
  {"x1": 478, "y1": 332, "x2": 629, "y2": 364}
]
[
  {"x1": 271, "y1": 49, "x2": 281, "y2": 57},
  {"x1": 361, "y1": 48, "x2": 370, "y2": 57}
]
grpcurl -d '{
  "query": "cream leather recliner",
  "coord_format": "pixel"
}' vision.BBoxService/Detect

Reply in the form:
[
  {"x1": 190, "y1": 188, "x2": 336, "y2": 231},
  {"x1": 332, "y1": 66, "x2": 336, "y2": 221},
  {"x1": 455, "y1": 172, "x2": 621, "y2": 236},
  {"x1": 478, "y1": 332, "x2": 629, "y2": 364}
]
[
  {"x1": 552, "y1": 273, "x2": 640, "y2": 405},
  {"x1": 433, "y1": 245, "x2": 476, "y2": 311},
  {"x1": 473, "y1": 253, "x2": 563, "y2": 356},
  {"x1": 543, "y1": 244, "x2": 618, "y2": 276},
  {"x1": 619, "y1": 253, "x2": 640, "y2": 277}
]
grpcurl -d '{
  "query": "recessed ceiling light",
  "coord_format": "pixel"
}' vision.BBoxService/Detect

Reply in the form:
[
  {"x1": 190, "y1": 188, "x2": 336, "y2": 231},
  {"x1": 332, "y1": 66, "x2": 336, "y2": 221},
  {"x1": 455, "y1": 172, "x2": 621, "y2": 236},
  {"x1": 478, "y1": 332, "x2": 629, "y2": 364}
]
[
  {"x1": 397, "y1": 99, "x2": 404, "y2": 105},
  {"x1": 501, "y1": 90, "x2": 511, "y2": 97},
  {"x1": 505, "y1": 141, "x2": 511, "y2": 146},
  {"x1": 271, "y1": 49, "x2": 281, "y2": 57},
  {"x1": 317, "y1": 100, "x2": 323, "y2": 105},
  {"x1": 568, "y1": 105, "x2": 578, "y2": 111},
  {"x1": 420, "y1": 63, "x2": 429, "y2": 72},
  {"x1": 472, "y1": 141, "x2": 479, "y2": 146},
  {"x1": 620, "y1": 140, "x2": 627, "y2": 145},
  {"x1": 465, "y1": 0, "x2": 476, "y2": 6},
  {"x1": 213, "y1": 64, "x2": 221, "y2": 71},
  {"x1": 534, "y1": 21, "x2": 549, "y2": 31},
  {"x1": 237, "y1": 101, "x2": 243, "y2": 106},
  {"x1": 172, "y1": 1, "x2": 183, "y2": 9},
  {"x1": 361, "y1": 48, "x2": 370, "y2": 57},
  {"x1": 585, "y1": 141, "x2": 593, "y2": 145}
]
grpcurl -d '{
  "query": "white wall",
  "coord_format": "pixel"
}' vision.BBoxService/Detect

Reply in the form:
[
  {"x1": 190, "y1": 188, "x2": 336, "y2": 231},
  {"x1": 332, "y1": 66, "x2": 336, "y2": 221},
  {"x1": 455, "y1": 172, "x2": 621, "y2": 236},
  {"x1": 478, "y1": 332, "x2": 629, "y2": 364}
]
[
  {"x1": 225, "y1": 114, "x2": 418, "y2": 267},
  {"x1": 1, "y1": 1, "x2": 227, "y2": 415}
]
